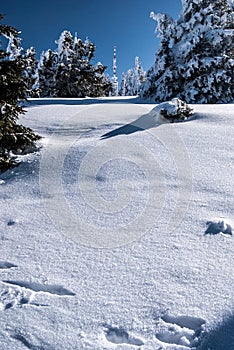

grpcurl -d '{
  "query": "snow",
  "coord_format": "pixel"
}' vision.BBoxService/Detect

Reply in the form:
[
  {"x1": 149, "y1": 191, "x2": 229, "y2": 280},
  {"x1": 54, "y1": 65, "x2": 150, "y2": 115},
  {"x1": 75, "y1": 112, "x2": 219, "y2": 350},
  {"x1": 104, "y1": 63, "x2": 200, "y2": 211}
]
[
  {"x1": 0, "y1": 97, "x2": 234, "y2": 349},
  {"x1": 143, "y1": 1, "x2": 234, "y2": 103}
]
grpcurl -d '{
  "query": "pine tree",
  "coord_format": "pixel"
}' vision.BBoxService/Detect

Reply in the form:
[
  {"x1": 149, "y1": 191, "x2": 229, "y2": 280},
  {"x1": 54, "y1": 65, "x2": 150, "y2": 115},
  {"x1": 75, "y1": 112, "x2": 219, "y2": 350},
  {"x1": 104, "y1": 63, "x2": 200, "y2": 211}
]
[
  {"x1": 141, "y1": 0, "x2": 234, "y2": 103},
  {"x1": 125, "y1": 69, "x2": 134, "y2": 95},
  {"x1": 87, "y1": 61, "x2": 113, "y2": 97},
  {"x1": 119, "y1": 57, "x2": 146, "y2": 96},
  {"x1": 38, "y1": 31, "x2": 112, "y2": 98},
  {"x1": 24, "y1": 47, "x2": 39, "y2": 97},
  {"x1": 132, "y1": 57, "x2": 146, "y2": 95},
  {"x1": 55, "y1": 30, "x2": 74, "y2": 97},
  {"x1": 69, "y1": 35, "x2": 112, "y2": 97},
  {"x1": 6, "y1": 31, "x2": 39, "y2": 97},
  {"x1": 38, "y1": 49, "x2": 57, "y2": 97},
  {"x1": 119, "y1": 73, "x2": 127, "y2": 96},
  {"x1": 0, "y1": 14, "x2": 41, "y2": 173}
]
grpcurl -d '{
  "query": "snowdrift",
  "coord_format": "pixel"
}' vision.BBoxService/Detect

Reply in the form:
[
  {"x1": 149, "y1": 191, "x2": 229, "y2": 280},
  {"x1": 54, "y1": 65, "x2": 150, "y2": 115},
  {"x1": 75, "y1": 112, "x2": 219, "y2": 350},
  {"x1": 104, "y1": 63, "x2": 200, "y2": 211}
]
[{"x1": 0, "y1": 97, "x2": 233, "y2": 349}]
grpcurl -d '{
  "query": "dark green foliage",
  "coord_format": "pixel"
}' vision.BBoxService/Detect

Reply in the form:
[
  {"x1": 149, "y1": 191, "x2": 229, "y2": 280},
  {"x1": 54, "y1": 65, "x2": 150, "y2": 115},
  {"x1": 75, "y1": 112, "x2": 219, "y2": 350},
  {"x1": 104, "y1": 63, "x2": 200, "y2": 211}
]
[
  {"x1": 38, "y1": 31, "x2": 112, "y2": 98},
  {"x1": 0, "y1": 14, "x2": 41, "y2": 173},
  {"x1": 0, "y1": 54, "x2": 27, "y2": 123},
  {"x1": 38, "y1": 49, "x2": 57, "y2": 97},
  {"x1": 160, "y1": 98, "x2": 193, "y2": 122},
  {"x1": 24, "y1": 47, "x2": 40, "y2": 97},
  {"x1": 141, "y1": 0, "x2": 234, "y2": 103}
]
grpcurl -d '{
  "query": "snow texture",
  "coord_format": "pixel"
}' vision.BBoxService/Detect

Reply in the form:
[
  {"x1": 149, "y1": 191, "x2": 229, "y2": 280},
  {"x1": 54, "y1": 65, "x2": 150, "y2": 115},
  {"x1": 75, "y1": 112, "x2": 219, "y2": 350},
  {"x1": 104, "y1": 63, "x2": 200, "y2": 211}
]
[
  {"x1": 142, "y1": 0, "x2": 234, "y2": 103},
  {"x1": 0, "y1": 97, "x2": 233, "y2": 349}
]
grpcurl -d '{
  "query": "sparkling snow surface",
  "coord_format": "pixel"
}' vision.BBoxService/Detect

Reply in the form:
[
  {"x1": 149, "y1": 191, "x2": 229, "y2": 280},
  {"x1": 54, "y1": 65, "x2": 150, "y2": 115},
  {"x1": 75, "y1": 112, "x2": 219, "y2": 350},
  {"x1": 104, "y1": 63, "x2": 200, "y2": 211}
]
[{"x1": 0, "y1": 97, "x2": 233, "y2": 349}]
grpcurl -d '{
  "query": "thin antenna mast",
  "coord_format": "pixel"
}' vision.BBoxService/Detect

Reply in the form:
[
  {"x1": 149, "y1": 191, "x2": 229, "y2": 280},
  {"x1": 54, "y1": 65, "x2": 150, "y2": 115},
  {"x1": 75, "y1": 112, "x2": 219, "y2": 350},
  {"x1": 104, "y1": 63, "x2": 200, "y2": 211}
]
[{"x1": 112, "y1": 46, "x2": 118, "y2": 96}]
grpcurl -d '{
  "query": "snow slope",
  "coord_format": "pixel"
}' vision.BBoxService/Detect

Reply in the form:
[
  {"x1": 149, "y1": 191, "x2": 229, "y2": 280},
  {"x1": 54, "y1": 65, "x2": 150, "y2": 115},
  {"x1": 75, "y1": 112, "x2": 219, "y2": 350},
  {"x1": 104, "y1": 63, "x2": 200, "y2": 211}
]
[{"x1": 0, "y1": 97, "x2": 233, "y2": 349}]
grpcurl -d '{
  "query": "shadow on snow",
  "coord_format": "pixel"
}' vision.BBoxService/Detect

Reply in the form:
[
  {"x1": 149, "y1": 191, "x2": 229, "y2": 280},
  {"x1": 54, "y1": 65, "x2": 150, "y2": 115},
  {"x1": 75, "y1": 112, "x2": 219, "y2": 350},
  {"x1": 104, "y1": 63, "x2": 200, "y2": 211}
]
[
  {"x1": 26, "y1": 96, "x2": 150, "y2": 107},
  {"x1": 100, "y1": 109, "x2": 168, "y2": 139},
  {"x1": 198, "y1": 313, "x2": 234, "y2": 350}
]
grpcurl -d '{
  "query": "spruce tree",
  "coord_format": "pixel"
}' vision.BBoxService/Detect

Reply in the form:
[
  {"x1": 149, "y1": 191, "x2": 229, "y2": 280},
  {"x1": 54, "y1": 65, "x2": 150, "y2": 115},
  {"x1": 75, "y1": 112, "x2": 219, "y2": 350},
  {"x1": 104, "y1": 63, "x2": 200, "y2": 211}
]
[
  {"x1": 87, "y1": 61, "x2": 113, "y2": 97},
  {"x1": 38, "y1": 49, "x2": 57, "y2": 97},
  {"x1": 119, "y1": 57, "x2": 146, "y2": 96},
  {"x1": 125, "y1": 69, "x2": 134, "y2": 95},
  {"x1": 38, "y1": 31, "x2": 112, "y2": 98},
  {"x1": 119, "y1": 73, "x2": 127, "y2": 96},
  {"x1": 55, "y1": 30, "x2": 74, "y2": 97},
  {"x1": 0, "y1": 14, "x2": 41, "y2": 173},
  {"x1": 24, "y1": 47, "x2": 39, "y2": 97},
  {"x1": 141, "y1": 0, "x2": 234, "y2": 103},
  {"x1": 132, "y1": 57, "x2": 146, "y2": 95},
  {"x1": 6, "y1": 33, "x2": 39, "y2": 97}
]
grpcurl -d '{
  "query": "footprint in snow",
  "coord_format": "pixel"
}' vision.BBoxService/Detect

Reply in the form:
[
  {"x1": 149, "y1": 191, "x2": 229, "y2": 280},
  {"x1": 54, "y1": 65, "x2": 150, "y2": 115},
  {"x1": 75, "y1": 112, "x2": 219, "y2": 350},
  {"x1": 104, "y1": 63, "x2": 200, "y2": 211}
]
[
  {"x1": 0, "y1": 286, "x2": 33, "y2": 311},
  {"x1": 2, "y1": 280, "x2": 76, "y2": 296},
  {"x1": 155, "y1": 314, "x2": 206, "y2": 348},
  {"x1": 0, "y1": 280, "x2": 75, "y2": 311},
  {"x1": 205, "y1": 220, "x2": 232, "y2": 236},
  {"x1": 0, "y1": 261, "x2": 17, "y2": 269},
  {"x1": 7, "y1": 219, "x2": 18, "y2": 226},
  {"x1": 105, "y1": 326, "x2": 144, "y2": 346},
  {"x1": 10, "y1": 330, "x2": 50, "y2": 350}
]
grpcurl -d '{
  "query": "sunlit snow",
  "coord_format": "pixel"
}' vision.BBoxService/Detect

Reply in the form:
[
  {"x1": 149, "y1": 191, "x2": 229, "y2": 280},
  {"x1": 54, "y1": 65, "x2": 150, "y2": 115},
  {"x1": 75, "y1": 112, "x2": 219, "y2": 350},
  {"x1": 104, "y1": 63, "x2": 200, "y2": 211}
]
[{"x1": 0, "y1": 97, "x2": 233, "y2": 349}]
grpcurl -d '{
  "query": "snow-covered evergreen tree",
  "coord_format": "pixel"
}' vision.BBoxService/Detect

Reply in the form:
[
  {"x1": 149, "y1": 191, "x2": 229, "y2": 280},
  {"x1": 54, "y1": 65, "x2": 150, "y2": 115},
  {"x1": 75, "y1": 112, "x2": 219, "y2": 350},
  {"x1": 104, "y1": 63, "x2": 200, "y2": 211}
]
[
  {"x1": 24, "y1": 47, "x2": 39, "y2": 97},
  {"x1": 88, "y1": 61, "x2": 113, "y2": 97},
  {"x1": 55, "y1": 30, "x2": 74, "y2": 97},
  {"x1": 119, "y1": 57, "x2": 146, "y2": 96},
  {"x1": 132, "y1": 57, "x2": 146, "y2": 95},
  {"x1": 119, "y1": 73, "x2": 127, "y2": 96},
  {"x1": 141, "y1": 0, "x2": 234, "y2": 103},
  {"x1": 5, "y1": 32, "x2": 22, "y2": 59},
  {"x1": 6, "y1": 33, "x2": 39, "y2": 97},
  {"x1": 38, "y1": 31, "x2": 112, "y2": 98},
  {"x1": 38, "y1": 49, "x2": 57, "y2": 97},
  {"x1": 0, "y1": 14, "x2": 41, "y2": 172},
  {"x1": 125, "y1": 69, "x2": 134, "y2": 96}
]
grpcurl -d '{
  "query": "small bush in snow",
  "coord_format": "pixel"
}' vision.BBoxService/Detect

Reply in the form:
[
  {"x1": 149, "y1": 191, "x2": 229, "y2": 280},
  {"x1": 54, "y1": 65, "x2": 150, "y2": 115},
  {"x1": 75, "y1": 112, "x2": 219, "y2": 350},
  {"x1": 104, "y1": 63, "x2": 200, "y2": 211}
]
[
  {"x1": 159, "y1": 98, "x2": 193, "y2": 122},
  {"x1": 148, "y1": 98, "x2": 193, "y2": 124}
]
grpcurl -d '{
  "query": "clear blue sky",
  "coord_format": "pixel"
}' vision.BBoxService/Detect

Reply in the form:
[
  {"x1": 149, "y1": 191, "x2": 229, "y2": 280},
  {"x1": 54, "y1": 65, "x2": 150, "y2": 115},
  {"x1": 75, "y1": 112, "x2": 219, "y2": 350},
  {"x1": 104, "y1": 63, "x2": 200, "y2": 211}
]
[{"x1": 1, "y1": 0, "x2": 182, "y2": 80}]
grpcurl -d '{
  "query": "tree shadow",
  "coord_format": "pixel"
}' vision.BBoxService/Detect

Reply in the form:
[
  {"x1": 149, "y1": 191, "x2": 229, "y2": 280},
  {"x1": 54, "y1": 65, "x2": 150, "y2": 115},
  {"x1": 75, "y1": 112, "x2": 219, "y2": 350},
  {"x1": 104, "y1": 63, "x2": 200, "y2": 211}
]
[
  {"x1": 27, "y1": 96, "x2": 147, "y2": 107},
  {"x1": 198, "y1": 314, "x2": 234, "y2": 349},
  {"x1": 101, "y1": 123, "x2": 145, "y2": 139},
  {"x1": 101, "y1": 110, "x2": 165, "y2": 139}
]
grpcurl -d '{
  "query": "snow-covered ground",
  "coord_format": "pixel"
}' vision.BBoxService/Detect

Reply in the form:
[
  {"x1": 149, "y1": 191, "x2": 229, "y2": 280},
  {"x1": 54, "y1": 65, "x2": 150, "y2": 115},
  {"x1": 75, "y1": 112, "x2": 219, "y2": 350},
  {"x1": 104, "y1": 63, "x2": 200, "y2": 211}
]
[{"x1": 0, "y1": 97, "x2": 233, "y2": 349}]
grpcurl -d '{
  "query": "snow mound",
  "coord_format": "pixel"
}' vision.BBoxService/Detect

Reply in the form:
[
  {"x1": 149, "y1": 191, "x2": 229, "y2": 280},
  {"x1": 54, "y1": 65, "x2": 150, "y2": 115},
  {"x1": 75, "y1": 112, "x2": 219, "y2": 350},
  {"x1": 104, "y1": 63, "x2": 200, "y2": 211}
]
[
  {"x1": 149, "y1": 98, "x2": 193, "y2": 123},
  {"x1": 205, "y1": 220, "x2": 232, "y2": 236},
  {"x1": 101, "y1": 98, "x2": 192, "y2": 139}
]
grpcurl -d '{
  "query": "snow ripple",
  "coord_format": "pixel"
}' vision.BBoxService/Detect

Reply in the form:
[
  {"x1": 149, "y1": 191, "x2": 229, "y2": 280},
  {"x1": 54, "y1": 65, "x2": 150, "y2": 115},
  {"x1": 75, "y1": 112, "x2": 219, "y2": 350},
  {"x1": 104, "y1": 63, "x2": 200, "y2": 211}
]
[{"x1": 39, "y1": 104, "x2": 193, "y2": 248}]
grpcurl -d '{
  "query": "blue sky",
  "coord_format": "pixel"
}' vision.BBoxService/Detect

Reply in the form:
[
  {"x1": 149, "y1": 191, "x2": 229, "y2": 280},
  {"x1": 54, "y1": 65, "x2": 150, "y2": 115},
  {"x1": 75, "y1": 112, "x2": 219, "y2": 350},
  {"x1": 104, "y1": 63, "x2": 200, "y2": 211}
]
[{"x1": 1, "y1": 0, "x2": 182, "y2": 80}]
